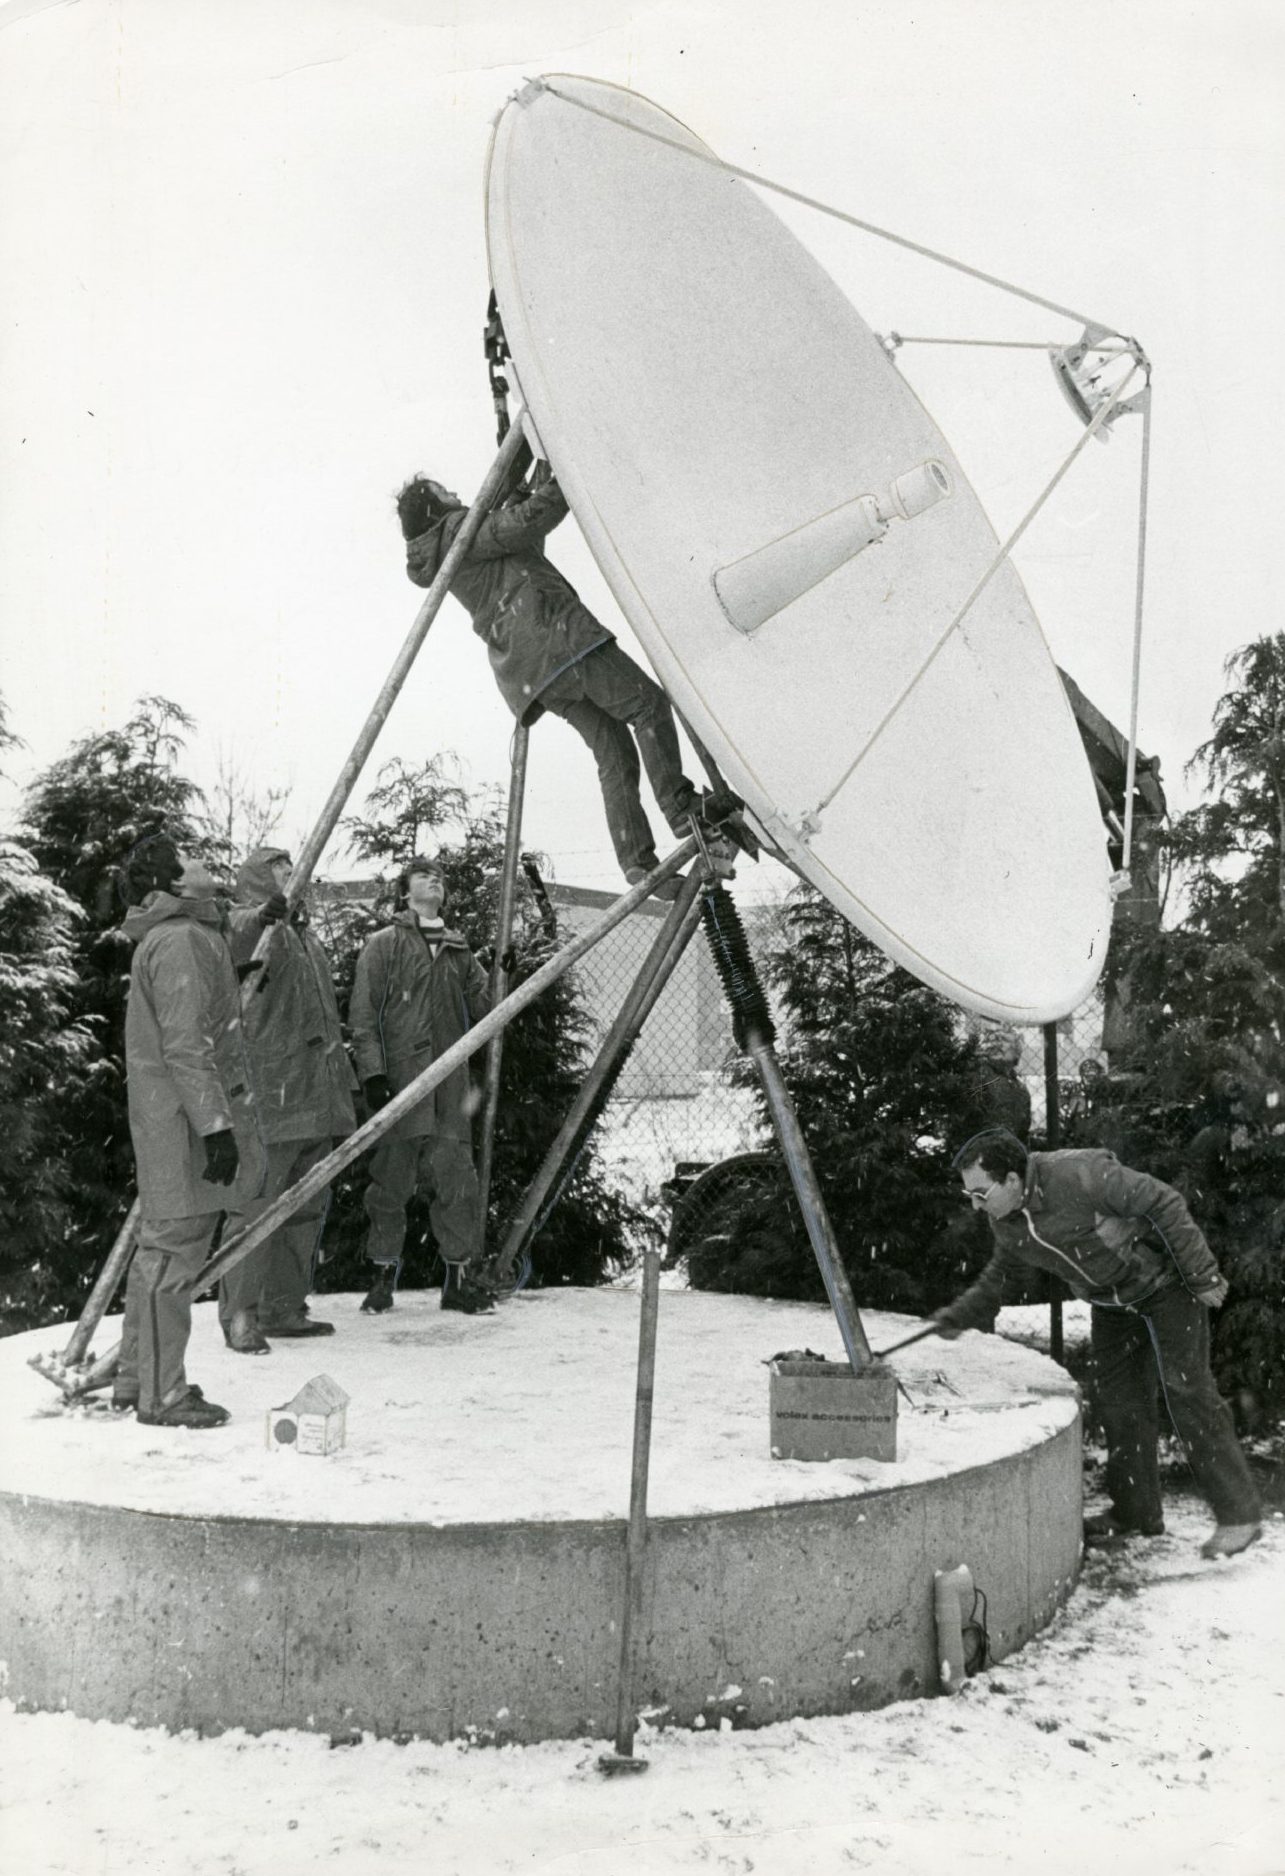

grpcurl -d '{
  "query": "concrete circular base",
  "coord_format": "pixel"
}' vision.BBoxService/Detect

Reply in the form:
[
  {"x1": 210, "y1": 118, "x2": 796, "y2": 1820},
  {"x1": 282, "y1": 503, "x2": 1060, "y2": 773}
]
[{"x1": 0, "y1": 1292, "x2": 1081, "y2": 1742}]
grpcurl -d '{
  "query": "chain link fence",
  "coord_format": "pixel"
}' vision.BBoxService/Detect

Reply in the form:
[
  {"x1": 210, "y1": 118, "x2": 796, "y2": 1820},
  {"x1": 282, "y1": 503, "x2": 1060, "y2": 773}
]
[{"x1": 546, "y1": 881, "x2": 1111, "y2": 1269}]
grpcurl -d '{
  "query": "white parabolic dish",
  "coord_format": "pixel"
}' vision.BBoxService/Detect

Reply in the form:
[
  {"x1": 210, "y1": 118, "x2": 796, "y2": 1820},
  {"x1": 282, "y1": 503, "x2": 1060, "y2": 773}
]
[{"x1": 485, "y1": 76, "x2": 1112, "y2": 1023}]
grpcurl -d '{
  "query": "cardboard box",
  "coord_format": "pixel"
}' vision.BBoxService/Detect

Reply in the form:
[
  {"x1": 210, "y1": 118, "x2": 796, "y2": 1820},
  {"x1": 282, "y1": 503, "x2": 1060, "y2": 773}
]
[
  {"x1": 266, "y1": 1373, "x2": 349, "y2": 1455},
  {"x1": 769, "y1": 1358, "x2": 897, "y2": 1462}
]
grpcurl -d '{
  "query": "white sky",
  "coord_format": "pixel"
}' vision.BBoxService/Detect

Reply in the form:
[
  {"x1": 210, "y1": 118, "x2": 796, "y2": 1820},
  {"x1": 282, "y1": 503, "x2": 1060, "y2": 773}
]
[{"x1": 1, "y1": 0, "x2": 1281, "y2": 898}]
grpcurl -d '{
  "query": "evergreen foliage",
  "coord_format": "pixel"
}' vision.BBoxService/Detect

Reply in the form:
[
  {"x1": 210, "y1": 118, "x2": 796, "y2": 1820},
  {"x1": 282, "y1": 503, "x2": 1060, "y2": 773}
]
[
  {"x1": 1074, "y1": 635, "x2": 1285, "y2": 1423},
  {"x1": 687, "y1": 886, "x2": 998, "y2": 1315},
  {"x1": 0, "y1": 703, "x2": 101, "y2": 1329},
  {"x1": 5, "y1": 697, "x2": 211, "y2": 1330}
]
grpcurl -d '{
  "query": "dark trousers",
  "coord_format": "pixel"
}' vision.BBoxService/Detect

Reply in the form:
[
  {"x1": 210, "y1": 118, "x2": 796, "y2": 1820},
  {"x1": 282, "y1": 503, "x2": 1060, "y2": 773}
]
[
  {"x1": 117, "y1": 1212, "x2": 221, "y2": 1411},
  {"x1": 1090, "y1": 1287, "x2": 1261, "y2": 1528},
  {"x1": 540, "y1": 644, "x2": 696, "y2": 873},
  {"x1": 219, "y1": 1136, "x2": 331, "y2": 1329},
  {"x1": 363, "y1": 1133, "x2": 482, "y2": 1269}
]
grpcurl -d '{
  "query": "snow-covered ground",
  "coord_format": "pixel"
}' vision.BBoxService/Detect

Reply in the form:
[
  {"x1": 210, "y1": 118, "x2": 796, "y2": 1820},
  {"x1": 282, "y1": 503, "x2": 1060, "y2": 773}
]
[
  {"x1": 0, "y1": 1292, "x2": 1077, "y2": 1523},
  {"x1": 2, "y1": 1293, "x2": 1280, "y2": 1875}
]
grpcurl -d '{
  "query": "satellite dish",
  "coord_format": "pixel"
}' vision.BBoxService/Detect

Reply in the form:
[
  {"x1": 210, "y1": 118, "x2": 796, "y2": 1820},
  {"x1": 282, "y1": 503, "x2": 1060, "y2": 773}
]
[{"x1": 485, "y1": 76, "x2": 1112, "y2": 1023}]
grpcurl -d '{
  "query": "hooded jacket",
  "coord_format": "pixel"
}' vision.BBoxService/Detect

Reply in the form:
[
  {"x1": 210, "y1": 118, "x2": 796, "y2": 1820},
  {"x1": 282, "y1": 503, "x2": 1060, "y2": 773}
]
[
  {"x1": 123, "y1": 892, "x2": 267, "y2": 1220},
  {"x1": 938, "y1": 1147, "x2": 1223, "y2": 1330},
  {"x1": 348, "y1": 911, "x2": 491, "y2": 1141},
  {"x1": 405, "y1": 479, "x2": 611, "y2": 725},
  {"x1": 228, "y1": 847, "x2": 358, "y2": 1144}
]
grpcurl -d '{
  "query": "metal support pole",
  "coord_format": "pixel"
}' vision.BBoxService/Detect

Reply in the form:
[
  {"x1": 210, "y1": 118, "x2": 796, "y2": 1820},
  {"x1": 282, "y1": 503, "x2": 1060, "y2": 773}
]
[
  {"x1": 28, "y1": 421, "x2": 531, "y2": 1394},
  {"x1": 476, "y1": 722, "x2": 530, "y2": 1234},
  {"x1": 747, "y1": 1036, "x2": 874, "y2": 1370},
  {"x1": 44, "y1": 841, "x2": 699, "y2": 1397},
  {"x1": 600, "y1": 1244, "x2": 661, "y2": 1774},
  {"x1": 492, "y1": 868, "x2": 706, "y2": 1286},
  {"x1": 1043, "y1": 1021, "x2": 1064, "y2": 1364}
]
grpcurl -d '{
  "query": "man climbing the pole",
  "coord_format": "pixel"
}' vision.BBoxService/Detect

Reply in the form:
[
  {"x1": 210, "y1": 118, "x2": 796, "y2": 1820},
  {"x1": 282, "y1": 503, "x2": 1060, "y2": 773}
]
[
  {"x1": 395, "y1": 466, "x2": 741, "y2": 896},
  {"x1": 113, "y1": 835, "x2": 266, "y2": 1428},
  {"x1": 218, "y1": 846, "x2": 358, "y2": 1353},
  {"x1": 349, "y1": 857, "x2": 494, "y2": 1315},
  {"x1": 936, "y1": 1129, "x2": 1262, "y2": 1560}
]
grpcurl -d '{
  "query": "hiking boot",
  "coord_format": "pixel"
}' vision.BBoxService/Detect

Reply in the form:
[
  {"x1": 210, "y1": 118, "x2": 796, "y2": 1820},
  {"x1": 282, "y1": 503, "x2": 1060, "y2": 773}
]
[
  {"x1": 1200, "y1": 1521, "x2": 1262, "y2": 1559},
  {"x1": 223, "y1": 1309, "x2": 271, "y2": 1355},
  {"x1": 624, "y1": 863, "x2": 683, "y2": 902},
  {"x1": 360, "y1": 1266, "x2": 398, "y2": 1314},
  {"x1": 112, "y1": 1383, "x2": 204, "y2": 1414},
  {"x1": 259, "y1": 1311, "x2": 335, "y2": 1338},
  {"x1": 440, "y1": 1265, "x2": 497, "y2": 1314},
  {"x1": 1083, "y1": 1511, "x2": 1165, "y2": 1546},
  {"x1": 137, "y1": 1387, "x2": 230, "y2": 1429}
]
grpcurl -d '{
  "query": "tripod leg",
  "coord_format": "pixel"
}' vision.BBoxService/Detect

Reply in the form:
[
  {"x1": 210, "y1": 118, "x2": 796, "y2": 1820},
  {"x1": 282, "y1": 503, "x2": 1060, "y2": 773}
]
[
  {"x1": 700, "y1": 884, "x2": 872, "y2": 1370},
  {"x1": 476, "y1": 722, "x2": 530, "y2": 1237},
  {"x1": 491, "y1": 868, "x2": 706, "y2": 1287}
]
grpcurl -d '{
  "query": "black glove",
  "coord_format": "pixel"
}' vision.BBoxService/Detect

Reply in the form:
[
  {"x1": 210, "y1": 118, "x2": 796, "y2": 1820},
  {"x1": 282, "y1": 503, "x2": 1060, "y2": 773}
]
[
  {"x1": 364, "y1": 1074, "x2": 393, "y2": 1114},
  {"x1": 260, "y1": 892, "x2": 289, "y2": 925},
  {"x1": 202, "y1": 1129, "x2": 240, "y2": 1186},
  {"x1": 932, "y1": 1311, "x2": 964, "y2": 1342}
]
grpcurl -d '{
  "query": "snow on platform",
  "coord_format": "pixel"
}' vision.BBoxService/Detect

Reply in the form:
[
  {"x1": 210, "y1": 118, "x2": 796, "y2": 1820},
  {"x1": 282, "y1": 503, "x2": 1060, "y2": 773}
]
[{"x1": 2, "y1": 1289, "x2": 1079, "y2": 1525}]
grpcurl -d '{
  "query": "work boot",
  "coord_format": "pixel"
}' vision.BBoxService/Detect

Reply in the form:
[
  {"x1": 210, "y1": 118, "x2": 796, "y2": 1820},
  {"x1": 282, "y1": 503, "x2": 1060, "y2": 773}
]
[
  {"x1": 1200, "y1": 1522, "x2": 1262, "y2": 1559},
  {"x1": 624, "y1": 861, "x2": 683, "y2": 902},
  {"x1": 112, "y1": 1383, "x2": 204, "y2": 1414},
  {"x1": 1083, "y1": 1511, "x2": 1165, "y2": 1546},
  {"x1": 259, "y1": 1310, "x2": 335, "y2": 1338},
  {"x1": 360, "y1": 1265, "x2": 398, "y2": 1314},
  {"x1": 440, "y1": 1264, "x2": 497, "y2": 1314},
  {"x1": 137, "y1": 1386, "x2": 230, "y2": 1429},
  {"x1": 223, "y1": 1308, "x2": 271, "y2": 1355}
]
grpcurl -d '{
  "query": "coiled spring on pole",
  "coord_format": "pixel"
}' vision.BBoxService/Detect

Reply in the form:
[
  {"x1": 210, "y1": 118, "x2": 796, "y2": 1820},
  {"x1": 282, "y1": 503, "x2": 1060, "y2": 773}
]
[{"x1": 701, "y1": 885, "x2": 774, "y2": 1050}]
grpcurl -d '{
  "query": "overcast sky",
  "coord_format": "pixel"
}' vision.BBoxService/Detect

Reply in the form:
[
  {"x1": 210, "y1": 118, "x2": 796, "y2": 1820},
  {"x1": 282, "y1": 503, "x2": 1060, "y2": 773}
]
[{"x1": 1, "y1": 0, "x2": 1281, "y2": 901}]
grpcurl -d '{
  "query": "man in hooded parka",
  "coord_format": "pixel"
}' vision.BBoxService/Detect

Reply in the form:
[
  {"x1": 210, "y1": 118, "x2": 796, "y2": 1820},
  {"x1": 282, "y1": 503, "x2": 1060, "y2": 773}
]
[
  {"x1": 218, "y1": 845, "x2": 358, "y2": 1352},
  {"x1": 114, "y1": 836, "x2": 267, "y2": 1428},
  {"x1": 348, "y1": 857, "x2": 493, "y2": 1314},
  {"x1": 396, "y1": 468, "x2": 707, "y2": 892}
]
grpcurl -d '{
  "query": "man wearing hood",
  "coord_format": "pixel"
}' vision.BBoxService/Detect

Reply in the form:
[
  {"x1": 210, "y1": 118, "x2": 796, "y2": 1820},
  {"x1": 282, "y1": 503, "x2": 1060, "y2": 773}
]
[
  {"x1": 218, "y1": 846, "x2": 358, "y2": 1353},
  {"x1": 396, "y1": 469, "x2": 708, "y2": 894},
  {"x1": 348, "y1": 857, "x2": 493, "y2": 1314},
  {"x1": 113, "y1": 834, "x2": 266, "y2": 1428}
]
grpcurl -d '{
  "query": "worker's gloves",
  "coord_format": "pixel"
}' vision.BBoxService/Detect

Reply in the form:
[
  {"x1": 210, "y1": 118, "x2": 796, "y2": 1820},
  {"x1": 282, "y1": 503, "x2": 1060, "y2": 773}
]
[
  {"x1": 932, "y1": 1312, "x2": 965, "y2": 1342},
  {"x1": 1195, "y1": 1276, "x2": 1229, "y2": 1310},
  {"x1": 364, "y1": 1074, "x2": 393, "y2": 1115},
  {"x1": 202, "y1": 1129, "x2": 240, "y2": 1187},
  {"x1": 260, "y1": 892, "x2": 289, "y2": 925}
]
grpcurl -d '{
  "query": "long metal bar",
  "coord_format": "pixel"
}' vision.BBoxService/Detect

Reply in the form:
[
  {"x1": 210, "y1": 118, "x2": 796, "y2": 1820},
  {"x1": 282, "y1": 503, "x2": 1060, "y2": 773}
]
[
  {"x1": 612, "y1": 1245, "x2": 661, "y2": 1762},
  {"x1": 746, "y1": 1035, "x2": 874, "y2": 1370},
  {"x1": 475, "y1": 722, "x2": 531, "y2": 1234},
  {"x1": 1120, "y1": 386, "x2": 1153, "y2": 878},
  {"x1": 48, "y1": 841, "x2": 699, "y2": 1396},
  {"x1": 53, "y1": 1207, "x2": 139, "y2": 1370},
  {"x1": 493, "y1": 868, "x2": 706, "y2": 1284},
  {"x1": 286, "y1": 419, "x2": 528, "y2": 896}
]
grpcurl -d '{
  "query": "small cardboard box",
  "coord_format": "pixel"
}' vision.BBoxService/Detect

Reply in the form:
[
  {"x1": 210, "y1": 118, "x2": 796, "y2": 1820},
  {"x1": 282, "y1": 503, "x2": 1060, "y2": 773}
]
[
  {"x1": 769, "y1": 1358, "x2": 897, "y2": 1462},
  {"x1": 266, "y1": 1374, "x2": 349, "y2": 1455}
]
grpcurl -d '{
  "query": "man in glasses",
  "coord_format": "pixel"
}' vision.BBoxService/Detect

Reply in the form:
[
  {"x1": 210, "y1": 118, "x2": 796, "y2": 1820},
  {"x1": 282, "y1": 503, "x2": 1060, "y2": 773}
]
[{"x1": 935, "y1": 1129, "x2": 1261, "y2": 1561}]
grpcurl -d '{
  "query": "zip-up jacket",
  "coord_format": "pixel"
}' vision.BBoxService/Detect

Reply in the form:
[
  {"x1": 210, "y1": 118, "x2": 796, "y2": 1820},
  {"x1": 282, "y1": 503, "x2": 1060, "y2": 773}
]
[
  {"x1": 348, "y1": 912, "x2": 491, "y2": 1141},
  {"x1": 123, "y1": 891, "x2": 267, "y2": 1219},
  {"x1": 227, "y1": 846, "x2": 357, "y2": 1144},
  {"x1": 938, "y1": 1147, "x2": 1223, "y2": 1330},
  {"x1": 405, "y1": 479, "x2": 611, "y2": 725}
]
